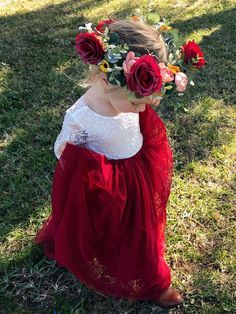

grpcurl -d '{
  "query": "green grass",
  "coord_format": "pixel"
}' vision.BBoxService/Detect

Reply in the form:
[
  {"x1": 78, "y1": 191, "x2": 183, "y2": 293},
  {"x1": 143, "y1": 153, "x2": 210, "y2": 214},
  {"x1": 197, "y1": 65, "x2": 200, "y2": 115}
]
[{"x1": 0, "y1": 0, "x2": 235, "y2": 313}]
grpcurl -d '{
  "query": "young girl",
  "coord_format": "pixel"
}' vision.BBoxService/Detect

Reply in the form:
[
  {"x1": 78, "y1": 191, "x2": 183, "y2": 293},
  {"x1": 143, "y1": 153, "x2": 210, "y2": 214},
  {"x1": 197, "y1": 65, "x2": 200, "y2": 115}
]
[{"x1": 35, "y1": 19, "x2": 183, "y2": 308}]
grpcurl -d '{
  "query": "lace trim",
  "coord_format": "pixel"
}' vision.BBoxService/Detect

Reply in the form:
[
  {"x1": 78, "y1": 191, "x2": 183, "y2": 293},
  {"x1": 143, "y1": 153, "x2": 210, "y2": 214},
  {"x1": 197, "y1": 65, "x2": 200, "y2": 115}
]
[
  {"x1": 54, "y1": 112, "x2": 88, "y2": 159},
  {"x1": 88, "y1": 257, "x2": 142, "y2": 297}
]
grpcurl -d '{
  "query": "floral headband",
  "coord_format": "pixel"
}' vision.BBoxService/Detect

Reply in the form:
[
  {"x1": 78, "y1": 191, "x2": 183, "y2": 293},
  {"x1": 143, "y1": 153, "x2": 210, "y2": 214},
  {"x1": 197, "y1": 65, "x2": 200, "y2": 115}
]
[{"x1": 75, "y1": 17, "x2": 205, "y2": 100}]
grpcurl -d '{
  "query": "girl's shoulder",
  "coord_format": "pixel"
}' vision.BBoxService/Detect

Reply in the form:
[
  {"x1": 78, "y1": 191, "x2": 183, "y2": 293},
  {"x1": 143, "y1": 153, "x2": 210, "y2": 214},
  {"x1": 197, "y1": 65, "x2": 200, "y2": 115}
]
[
  {"x1": 65, "y1": 95, "x2": 89, "y2": 123},
  {"x1": 64, "y1": 95, "x2": 116, "y2": 128},
  {"x1": 64, "y1": 95, "x2": 140, "y2": 132},
  {"x1": 66, "y1": 96, "x2": 84, "y2": 114}
]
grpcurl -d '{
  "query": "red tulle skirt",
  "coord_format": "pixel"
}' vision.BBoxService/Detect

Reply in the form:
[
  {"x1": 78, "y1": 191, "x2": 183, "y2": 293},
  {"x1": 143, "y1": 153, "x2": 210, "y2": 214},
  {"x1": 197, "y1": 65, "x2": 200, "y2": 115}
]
[{"x1": 35, "y1": 106, "x2": 173, "y2": 301}]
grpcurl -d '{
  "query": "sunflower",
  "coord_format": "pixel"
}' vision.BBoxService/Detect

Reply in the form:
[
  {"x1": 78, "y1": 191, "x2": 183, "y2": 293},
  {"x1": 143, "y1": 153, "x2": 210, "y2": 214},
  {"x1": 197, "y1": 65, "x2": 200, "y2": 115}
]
[{"x1": 99, "y1": 60, "x2": 110, "y2": 73}]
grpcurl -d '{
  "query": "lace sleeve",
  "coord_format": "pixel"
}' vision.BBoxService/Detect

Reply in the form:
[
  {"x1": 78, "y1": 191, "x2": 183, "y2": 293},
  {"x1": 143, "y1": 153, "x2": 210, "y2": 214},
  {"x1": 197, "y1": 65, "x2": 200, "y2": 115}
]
[{"x1": 54, "y1": 112, "x2": 88, "y2": 159}]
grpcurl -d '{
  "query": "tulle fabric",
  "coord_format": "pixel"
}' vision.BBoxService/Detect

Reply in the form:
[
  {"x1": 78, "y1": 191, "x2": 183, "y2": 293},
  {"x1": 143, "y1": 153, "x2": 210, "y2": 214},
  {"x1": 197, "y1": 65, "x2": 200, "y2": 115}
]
[{"x1": 34, "y1": 106, "x2": 173, "y2": 300}]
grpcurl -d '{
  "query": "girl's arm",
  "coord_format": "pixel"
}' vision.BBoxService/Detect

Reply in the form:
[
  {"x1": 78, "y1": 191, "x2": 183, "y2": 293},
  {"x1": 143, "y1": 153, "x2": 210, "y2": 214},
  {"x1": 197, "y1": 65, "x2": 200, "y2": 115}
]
[{"x1": 54, "y1": 112, "x2": 88, "y2": 159}]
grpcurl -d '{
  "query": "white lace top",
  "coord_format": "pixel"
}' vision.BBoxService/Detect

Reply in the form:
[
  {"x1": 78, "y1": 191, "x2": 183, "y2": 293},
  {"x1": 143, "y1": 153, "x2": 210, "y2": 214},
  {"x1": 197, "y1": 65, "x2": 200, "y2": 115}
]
[{"x1": 54, "y1": 95, "x2": 143, "y2": 160}]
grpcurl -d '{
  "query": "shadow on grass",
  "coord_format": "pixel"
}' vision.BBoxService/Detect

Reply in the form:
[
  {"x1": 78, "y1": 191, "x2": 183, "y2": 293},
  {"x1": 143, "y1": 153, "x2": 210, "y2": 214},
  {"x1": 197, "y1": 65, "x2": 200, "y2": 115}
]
[
  {"x1": 0, "y1": 246, "x2": 170, "y2": 313},
  {"x1": 0, "y1": 0, "x2": 144, "y2": 239},
  {"x1": 174, "y1": 8, "x2": 236, "y2": 105},
  {"x1": 157, "y1": 8, "x2": 235, "y2": 171},
  {"x1": 0, "y1": 0, "x2": 110, "y2": 239},
  {"x1": 0, "y1": 1, "x2": 235, "y2": 313}
]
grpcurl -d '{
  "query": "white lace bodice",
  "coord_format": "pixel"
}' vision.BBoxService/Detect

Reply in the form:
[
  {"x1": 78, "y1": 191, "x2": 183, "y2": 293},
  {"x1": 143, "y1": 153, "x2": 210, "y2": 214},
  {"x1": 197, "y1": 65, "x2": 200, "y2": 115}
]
[{"x1": 54, "y1": 95, "x2": 143, "y2": 160}]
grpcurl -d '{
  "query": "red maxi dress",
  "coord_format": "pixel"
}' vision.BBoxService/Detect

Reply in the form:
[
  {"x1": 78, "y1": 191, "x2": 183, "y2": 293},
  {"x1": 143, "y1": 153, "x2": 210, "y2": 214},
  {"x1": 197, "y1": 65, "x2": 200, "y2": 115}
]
[{"x1": 35, "y1": 103, "x2": 173, "y2": 301}]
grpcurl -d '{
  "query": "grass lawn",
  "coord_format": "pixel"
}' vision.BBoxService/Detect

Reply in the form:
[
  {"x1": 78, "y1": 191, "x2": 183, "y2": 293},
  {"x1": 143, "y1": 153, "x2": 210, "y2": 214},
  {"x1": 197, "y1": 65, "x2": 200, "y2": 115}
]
[{"x1": 0, "y1": 0, "x2": 235, "y2": 313}]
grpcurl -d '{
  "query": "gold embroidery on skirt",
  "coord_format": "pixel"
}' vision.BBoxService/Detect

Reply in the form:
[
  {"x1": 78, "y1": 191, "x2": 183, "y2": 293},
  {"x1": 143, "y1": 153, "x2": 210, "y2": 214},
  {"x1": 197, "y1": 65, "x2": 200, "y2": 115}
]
[
  {"x1": 89, "y1": 257, "x2": 117, "y2": 284},
  {"x1": 127, "y1": 279, "x2": 142, "y2": 295},
  {"x1": 154, "y1": 191, "x2": 162, "y2": 210},
  {"x1": 88, "y1": 257, "x2": 143, "y2": 295}
]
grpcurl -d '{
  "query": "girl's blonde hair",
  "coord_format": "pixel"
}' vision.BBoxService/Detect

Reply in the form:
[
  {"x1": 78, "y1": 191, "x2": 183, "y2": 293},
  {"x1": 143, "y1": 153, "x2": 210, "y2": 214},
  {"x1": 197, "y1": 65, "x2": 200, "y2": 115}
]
[{"x1": 79, "y1": 19, "x2": 168, "y2": 89}]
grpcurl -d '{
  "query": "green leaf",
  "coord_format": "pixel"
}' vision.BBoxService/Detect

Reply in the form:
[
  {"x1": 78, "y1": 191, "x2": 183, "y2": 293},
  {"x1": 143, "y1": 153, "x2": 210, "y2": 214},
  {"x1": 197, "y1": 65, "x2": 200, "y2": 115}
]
[
  {"x1": 134, "y1": 92, "x2": 143, "y2": 99},
  {"x1": 168, "y1": 53, "x2": 174, "y2": 63},
  {"x1": 134, "y1": 52, "x2": 142, "y2": 57},
  {"x1": 169, "y1": 28, "x2": 179, "y2": 36},
  {"x1": 191, "y1": 57, "x2": 199, "y2": 63},
  {"x1": 161, "y1": 84, "x2": 166, "y2": 94},
  {"x1": 107, "y1": 70, "x2": 126, "y2": 87},
  {"x1": 165, "y1": 83, "x2": 175, "y2": 95},
  {"x1": 165, "y1": 88, "x2": 175, "y2": 96},
  {"x1": 127, "y1": 91, "x2": 135, "y2": 101},
  {"x1": 108, "y1": 32, "x2": 120, "y2": 45},
  {"x1": 175, "y1": 49, "x2": 182, "y2": 59},
  {"x1": 146, "y1": 13, "x2": 160, "y2": 24},
  {"x1": 172, "y1": 33, "x2": 179, "y2": 43},
  {"x1": 123, "y1": 43, "x2": 129, "y2": 50},
  {"x1": 115, "y1": 79, "x2": 121, "y2": 86},
  {"x1": 119, "y1": 49, "x2": 128, "y2": 54}
]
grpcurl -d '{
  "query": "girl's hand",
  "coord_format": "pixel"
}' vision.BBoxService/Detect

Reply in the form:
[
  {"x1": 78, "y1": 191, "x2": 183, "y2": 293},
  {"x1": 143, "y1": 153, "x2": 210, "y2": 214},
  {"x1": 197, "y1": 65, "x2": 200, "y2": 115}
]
[
  {"x1": 151, "y1": 98, "x2": 161, "y2": 106},
  {"x1": 149, "y1": 95, "x2": 162, "y2": 107},
  {"x1": 131, "y1": 95, "x2": 162, "y2": 110}
]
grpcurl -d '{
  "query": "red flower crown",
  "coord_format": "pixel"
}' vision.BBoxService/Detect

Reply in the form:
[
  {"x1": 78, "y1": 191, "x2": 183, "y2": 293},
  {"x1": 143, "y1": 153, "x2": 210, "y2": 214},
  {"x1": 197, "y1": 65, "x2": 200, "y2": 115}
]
[{"x1": 75, "y1": 18, "x2": 205, "y2": 99}]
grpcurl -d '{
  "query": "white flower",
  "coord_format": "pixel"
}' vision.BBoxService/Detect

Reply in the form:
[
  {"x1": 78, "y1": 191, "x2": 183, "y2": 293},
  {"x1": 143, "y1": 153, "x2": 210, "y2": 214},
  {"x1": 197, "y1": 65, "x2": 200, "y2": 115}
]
[{"x1": 79, "y1": 23, "x2": 93, "y2": 33}]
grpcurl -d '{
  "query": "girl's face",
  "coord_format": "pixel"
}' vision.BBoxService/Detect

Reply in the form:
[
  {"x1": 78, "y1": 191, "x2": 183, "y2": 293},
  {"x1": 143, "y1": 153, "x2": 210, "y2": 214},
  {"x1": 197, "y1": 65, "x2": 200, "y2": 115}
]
[{"x1": 107, "y1": 85, "x2": 161, "y2": 113}]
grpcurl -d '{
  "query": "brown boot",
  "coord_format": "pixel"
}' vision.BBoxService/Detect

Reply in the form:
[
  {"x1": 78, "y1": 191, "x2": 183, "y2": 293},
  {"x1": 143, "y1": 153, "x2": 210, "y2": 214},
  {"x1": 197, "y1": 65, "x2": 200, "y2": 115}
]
[{"x1": 156, "y1": 287, "x2": 184, "y2": 308}]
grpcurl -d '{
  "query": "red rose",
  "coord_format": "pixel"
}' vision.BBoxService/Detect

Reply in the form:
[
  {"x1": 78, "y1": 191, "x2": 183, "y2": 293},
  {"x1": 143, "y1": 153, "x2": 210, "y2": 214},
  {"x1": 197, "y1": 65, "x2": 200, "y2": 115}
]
[
  {"x1": 75, "y1": 32, "x2": 105, "y2": 64},
  {"x1": 125, "y1": 54, "x2": 163, "y2": 97},
  {"x1": 96, "y1": 19, "x2": 116, "y2": 33},
  {"x1": 181, "y1": 40, "x2": 205, "y2": 68}
]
